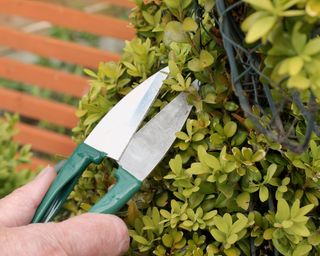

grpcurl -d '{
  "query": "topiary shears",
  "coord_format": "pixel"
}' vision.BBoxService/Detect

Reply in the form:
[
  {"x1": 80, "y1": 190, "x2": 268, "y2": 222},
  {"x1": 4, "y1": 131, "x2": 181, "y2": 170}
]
[{"x1": 32, "y1": 67, "x2": 196, "y2": 223}]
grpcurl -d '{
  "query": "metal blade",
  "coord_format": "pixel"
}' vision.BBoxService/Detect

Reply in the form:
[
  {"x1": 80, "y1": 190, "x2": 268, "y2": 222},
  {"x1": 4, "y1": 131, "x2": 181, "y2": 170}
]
[
  {"x1": 118, "y1": 91, "x2": 193, "y2": 181},
  {"x1": 85, "y1": 66, "x2": 169, "y2": 160}
]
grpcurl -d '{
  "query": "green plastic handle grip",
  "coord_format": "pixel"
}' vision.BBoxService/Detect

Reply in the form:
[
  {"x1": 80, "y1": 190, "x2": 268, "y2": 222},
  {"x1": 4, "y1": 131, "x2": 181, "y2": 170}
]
[
  {"x1": 89, "y1": 166, "x2": 142, "y2": 214},
  {"x1": 32, "y1": 143, "x2": 106, "y2": 223}
]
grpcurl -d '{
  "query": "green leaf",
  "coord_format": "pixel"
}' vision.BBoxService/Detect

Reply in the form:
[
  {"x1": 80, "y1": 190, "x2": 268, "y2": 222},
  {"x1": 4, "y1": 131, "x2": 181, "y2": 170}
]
[
  {"x1": 214, "y1": 215, "x2": 229, "y2": 233},
  {"x1": 142, "y1": 11, "x2": 155, "y2": 25},
  {"x1": 275, "y1": 198, "x2": 290, "y2": 222},
  {"x1": 203, "y1": 210, "x2": 218, "y2": 220},
  {"x1": 224, "y1": 121, "x2": 237, "y2": 138},
  {"x1": 232, "y1": 217, "x2": 248, "y2": 233},
  {"x1": 243, "y1": 0, "x2": 273, "y2": 11},
  {"x1": 265, "y1": 164, "x2": 277, "y2": 182},
  {"x1": 292, "y1": 27, "x2": 307, "y2": 54},
  {"x1": 210, "y1": 228, "x2": 225, "y2": 242},
  {"x1": 287, "y1": 74, "x2": 310, "y2": 90},
  {"x1": 241, "y1": 11, "x2": 268, "y2": 32},
  {"x1": 306, "y1": 0, "x2": 320, "y2": 16},
  {"x1": 290, "y1": 199, "x2": 300, "y2": 219},
  {"x1": 227, "y1": 233, "x2": 238, "y2": 245},
  {"x1": 308, "y1": 232, "x2": 320, "y2": 246},
  {"x1": 223, "y1": 213, "x2": 233, "y2": 228},
  {"x1": 236, "y1": 192, "x2": 250, "y2": 210},
  {"x1": 242, "y1": 147, "x2": 253, "y2": 161},
  {"x1": 252, "y1": 149, "x2": 266, "y2": 162},
  {"x1": 162, "y1": 234, "x2": 173, "y2": 247},
  {"x1": 199, "y1": 50, "x2": 214, "y2": 67},
  {"x1": 224, "y1": 247, "x2": 241, "y2": 256},
  {"x1": 259, "y1": 186, "x2": 269, "y2": 202},
  {"x1": 281, "y1": 220, "x2": 293, "y2": 228},
  {"x1": 245, "y1": 15, "x2": 277, "y2": 43},
  {"x1": 164, "y1": 0, "x2": 179, "y2": 8},
  {"x1": 182, "y1": 17, "x2": 198, "y2": 32},
  {"x1": 169, "y1": 60, "x2": 180, "y2": 77},
  {"x1": 188, "y1": 58, "x2": 203, "y2": 72},
  {"x1": 176, "y1": 131, "x2": 189, "y2": 141},
  {"x1": 204, "y1": 153, "x2": 221, "y2": 171},
  {"x1": 164, "y1": 21, "x2": 187, "y2": 44},
  {"x1": 292, "y1": 245, "x2": 312, "y2": 256},
  {"x1": 296, "y1": 203, "x2": 314, "y2": 218},
  {"x1": 187, "y1": 163, "x2": 210, "y2": 175},
  {"x1": 83, "y1": 68, "x2": 98, "y2": 78},
  {"x1": 133, "y1": 235, "x2": 150, "y2": 245},
  {"x1": 169, "y1": 155, "x2": 182, "y2": 174},
  {"x1": 303, "y1": 37, "x2": 320, "y2": 56},
  {"x1": 224, "y1": 101, "x2": 239, "y2": 111},
  {"x1": 263, "y1": 228, "x2": 274, "y2": 240},
  {"x1": 288, "y1": 56, "x2": 304, "y2": 76},
  {"x1": 289, "y1": 222, "x2": 310, "y2": 237}
]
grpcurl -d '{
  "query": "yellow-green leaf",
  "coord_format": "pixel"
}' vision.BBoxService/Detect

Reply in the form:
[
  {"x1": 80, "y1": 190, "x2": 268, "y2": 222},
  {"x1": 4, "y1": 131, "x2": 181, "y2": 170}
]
[
  {"x1": 245, "y1": 15, "x2": 277, "y2": 43},
  {"x1": 288, "y1": 56, "x2": 304, "y2": 76},
  {"x1": 236, "y1": 192, "x2": 250, "y2": 210},
  {"x1": 244, "y1": 0, "x2": 273, "y2": 12},
  {"x1": 275, "y1": 198, "x2": 290, "y2": 222},
  {"x1": 162, "y1": 234, "x2": 173, "y2": 247},
  {"x1": 303, "y1": 37, "x2": 320, "y2": 56},
  {"x1": 200, "y1": 50, "x2": 214, "y2": 67},
  {"x1": 164, "y1": 21, "x2": 187, "y2": 44},
  {"x1": 287, "y1": 74, "x2": 310, "y2": 90},
  {"x1": 306, "y1": 0, "x2": 320, "y2": 16},
  {"x1": 292, "y1": 245, "x2": 312, "y2": 256},
  {"x1": 164, "y1": 0, "x2": 179, "y2": 9},
  {"x1": 224, "y1": 247, "x2": 241, "y2": 256},
  {"x1": 263, "y1": 228, "x2": 274, "y2": 240},
  {"x1": 188, "y1": 58, "x2": 203, "y2": 72},
  {"x1": 259, "y1": 186, "x2": 269, "y2": 202},
  {"x1": 308, "y1": 231, "x2": 320, "y2": 246},
  {"x1": 182, "y1": 17, "x2": 198, "y2": 32},
  {"x1": 210, "y1": 228, "x2": 225, "y2": 242},
  {"x1": 224, "y1": 121, "x2": 237, "y2": 138}
]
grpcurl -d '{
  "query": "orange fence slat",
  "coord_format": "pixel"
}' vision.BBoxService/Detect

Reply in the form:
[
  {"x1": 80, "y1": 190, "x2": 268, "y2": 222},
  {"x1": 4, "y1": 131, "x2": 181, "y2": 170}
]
[
  {"x1": 0, "y1": 26, "x2": 121, "y2": 68},
  {"x1": 15, "y1": 123, "x2": 76, "y2": 156},
  {"x1": 103, "y1": 0, "x2": 136, "y2": 8},
  {"x1": 0, "y1": 87, "x2": 78, "y2": 129},
  {"x1": 0, "y1": 57, "x2": 89, "y2": 97},
  {"x1": 0, "y1": 0, "x2": 135, "y2": 40}
]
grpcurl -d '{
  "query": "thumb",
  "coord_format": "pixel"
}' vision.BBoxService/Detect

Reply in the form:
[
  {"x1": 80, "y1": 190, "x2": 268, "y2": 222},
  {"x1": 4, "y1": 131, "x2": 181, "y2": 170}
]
[{"x1": 1, "y1": 213, "x2": 129, "y2": 256}]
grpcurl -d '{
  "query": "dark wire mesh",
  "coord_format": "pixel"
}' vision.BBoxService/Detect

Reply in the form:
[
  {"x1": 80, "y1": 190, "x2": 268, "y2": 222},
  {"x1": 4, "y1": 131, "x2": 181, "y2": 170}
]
[{"x1": 214, "y1": 0, "x2": 320, "y2": 153}]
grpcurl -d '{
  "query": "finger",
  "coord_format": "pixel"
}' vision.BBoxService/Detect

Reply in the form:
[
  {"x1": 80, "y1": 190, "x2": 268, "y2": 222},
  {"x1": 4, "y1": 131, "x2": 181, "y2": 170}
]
[
  {"x1": 1, "y1": 213, "x2": 129, "y2": 256},
  {"x1": 0, "y1": 166, "x2": 56, "y2": 227}
]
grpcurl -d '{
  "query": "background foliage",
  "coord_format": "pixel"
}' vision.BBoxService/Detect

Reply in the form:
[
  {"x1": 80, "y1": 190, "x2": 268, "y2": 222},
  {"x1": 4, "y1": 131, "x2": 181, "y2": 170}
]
[
  {"x1": 0, "y1": 114, "x2": 35, "y2": 198},
  {"x1": 59, "y1": 0, "x2": 320, "y2": 255}
]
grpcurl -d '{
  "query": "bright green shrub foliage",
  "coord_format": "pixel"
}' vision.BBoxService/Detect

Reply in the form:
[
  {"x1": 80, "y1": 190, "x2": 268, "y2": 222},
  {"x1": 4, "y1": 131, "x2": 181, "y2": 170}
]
[
  {"x1": 0, "y1": 114, "x2": 35, "y2": 198},
  {"x1": 62, "y1": 0, "x2": 320, "y2": 255}
]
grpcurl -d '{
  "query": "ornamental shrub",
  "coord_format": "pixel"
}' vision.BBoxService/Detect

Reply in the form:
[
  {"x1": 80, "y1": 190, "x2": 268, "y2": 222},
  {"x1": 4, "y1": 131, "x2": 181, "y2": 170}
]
[
  {"x1": 0, "y1": 113, "x2": 35, "y2": 198},
  {"x1": 60, "y1": 0, "x2": 320, "y2": 255}
]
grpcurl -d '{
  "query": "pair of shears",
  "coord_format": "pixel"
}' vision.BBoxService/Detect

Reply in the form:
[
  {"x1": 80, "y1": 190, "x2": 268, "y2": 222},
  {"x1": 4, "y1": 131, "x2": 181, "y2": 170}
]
[{"x1": 32, "y1": 67, "x2": 196, "y2": 223}]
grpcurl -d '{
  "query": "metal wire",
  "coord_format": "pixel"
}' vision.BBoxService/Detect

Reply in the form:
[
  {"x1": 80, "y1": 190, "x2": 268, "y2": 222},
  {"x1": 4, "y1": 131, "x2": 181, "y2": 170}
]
[{"x1": 214, "y1": 0, "x2": 320, "y2": 153}]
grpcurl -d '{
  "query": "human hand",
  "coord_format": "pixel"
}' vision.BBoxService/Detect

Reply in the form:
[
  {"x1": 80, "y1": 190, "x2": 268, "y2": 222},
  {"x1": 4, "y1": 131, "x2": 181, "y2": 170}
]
[{"x1": 0, "y1": 166, "x2": 129, "y2": 256}]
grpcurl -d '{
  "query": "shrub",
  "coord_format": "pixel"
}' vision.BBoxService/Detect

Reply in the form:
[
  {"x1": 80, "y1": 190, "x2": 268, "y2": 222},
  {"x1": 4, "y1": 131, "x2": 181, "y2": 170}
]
[
  {"x1": 0, "y1": 113, "x2": 35, "y2": 198},
  {"x1": 61, "y1": 0, "x2": 320, "y2": 255}
]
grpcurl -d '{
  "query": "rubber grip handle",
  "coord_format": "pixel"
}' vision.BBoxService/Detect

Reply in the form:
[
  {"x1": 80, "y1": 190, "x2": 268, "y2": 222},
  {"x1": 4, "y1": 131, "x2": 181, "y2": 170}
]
[
  {"x1": 89, "y1": 166, "x2": 141, "y2": 214},
  {"x1": 32, "y1": 143, "x2": 106, "y2": 223}
]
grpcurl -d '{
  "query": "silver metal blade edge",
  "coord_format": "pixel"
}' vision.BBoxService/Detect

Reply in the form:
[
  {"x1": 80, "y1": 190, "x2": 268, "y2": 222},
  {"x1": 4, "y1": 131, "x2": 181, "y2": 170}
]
[
  {"x1": 84, "y1": 66, "x2": 169, "y2": 160},
  {"x1": 118, "y1": 91, "x2": 193, "y2": 181}
]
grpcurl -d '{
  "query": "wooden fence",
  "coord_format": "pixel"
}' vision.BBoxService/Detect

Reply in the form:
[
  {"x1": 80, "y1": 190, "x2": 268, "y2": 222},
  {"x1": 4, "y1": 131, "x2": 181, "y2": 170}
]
[{"x1": 0, "y1": 0, "x2": 135, "y2": 169}]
